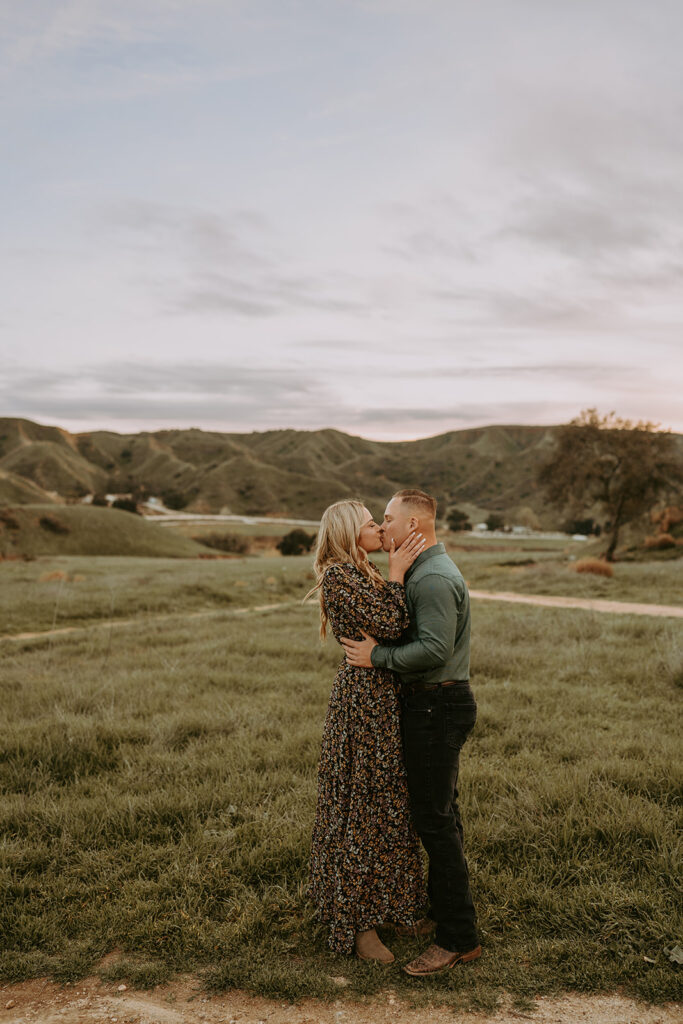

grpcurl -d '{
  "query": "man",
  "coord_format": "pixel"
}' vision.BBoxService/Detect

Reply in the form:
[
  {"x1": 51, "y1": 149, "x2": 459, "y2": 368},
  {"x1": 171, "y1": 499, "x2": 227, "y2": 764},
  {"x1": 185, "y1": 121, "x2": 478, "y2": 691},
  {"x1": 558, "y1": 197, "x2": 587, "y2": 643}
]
[{"x1": 341, "y1": 489, "x2": 480, "y2": 976}]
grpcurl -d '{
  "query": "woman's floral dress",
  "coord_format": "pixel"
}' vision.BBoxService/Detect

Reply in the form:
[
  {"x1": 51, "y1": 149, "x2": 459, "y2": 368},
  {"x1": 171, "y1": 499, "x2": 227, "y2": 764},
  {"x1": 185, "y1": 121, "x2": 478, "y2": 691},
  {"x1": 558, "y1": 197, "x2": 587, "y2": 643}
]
[{"x1": 309, "y1": 563, "x2": 425, "y2": 953}]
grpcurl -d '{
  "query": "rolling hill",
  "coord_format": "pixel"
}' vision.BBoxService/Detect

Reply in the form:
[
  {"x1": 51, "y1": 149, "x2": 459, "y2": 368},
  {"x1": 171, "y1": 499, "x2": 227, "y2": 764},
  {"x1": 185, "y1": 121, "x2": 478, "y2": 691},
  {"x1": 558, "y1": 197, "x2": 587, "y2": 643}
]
[
  {"x1": 0, "y1": 505, "x2": 210, "y2": 559},
  {"x1": 1, "y1": 417, "x2": 680, "y2": 525}
]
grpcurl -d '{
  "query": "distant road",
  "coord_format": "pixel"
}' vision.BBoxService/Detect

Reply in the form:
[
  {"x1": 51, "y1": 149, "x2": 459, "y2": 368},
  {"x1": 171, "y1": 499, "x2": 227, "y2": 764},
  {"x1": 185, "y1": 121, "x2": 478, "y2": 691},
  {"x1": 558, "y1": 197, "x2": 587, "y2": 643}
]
[{"x1": 143, "y1": 506, "x2": 319, "y2": 528}]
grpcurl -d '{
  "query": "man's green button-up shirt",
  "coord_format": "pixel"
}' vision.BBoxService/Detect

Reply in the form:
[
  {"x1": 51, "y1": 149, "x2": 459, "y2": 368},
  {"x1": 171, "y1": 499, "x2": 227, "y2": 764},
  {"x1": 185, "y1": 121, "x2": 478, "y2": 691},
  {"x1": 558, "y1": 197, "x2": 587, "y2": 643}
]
[{"x1": 370, "y1": 543, "x2": 470, "y2": 684}]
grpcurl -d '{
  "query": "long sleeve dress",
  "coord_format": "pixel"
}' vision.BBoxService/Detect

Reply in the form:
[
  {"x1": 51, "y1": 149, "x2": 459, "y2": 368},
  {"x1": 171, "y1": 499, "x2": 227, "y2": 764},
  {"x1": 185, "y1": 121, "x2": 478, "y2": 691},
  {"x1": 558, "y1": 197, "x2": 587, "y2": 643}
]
[{"x1": 309, "y1": 563, "x2": 425, "y2": 953}]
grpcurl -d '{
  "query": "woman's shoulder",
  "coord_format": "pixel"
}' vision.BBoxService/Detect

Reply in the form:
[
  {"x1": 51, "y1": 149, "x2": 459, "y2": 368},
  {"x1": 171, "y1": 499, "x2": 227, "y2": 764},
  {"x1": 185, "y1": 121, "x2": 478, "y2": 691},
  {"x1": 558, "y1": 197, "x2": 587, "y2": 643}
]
[
  {"x1": 323, "y1": 561, "x2": 357, "y2": 580},
  {"x1": 323, "y1": 561, "x2": 374, "y2": 587},
  {"x1": 323, "y1": 562, "x2": 388, "y2": 594}
]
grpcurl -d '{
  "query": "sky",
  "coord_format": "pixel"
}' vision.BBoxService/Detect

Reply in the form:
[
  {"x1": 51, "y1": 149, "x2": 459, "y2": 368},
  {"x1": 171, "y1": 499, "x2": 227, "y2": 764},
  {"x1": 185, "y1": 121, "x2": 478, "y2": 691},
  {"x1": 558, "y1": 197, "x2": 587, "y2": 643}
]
[{"x1": 2, "y1": 0, "x2": 682, "y2": 440}]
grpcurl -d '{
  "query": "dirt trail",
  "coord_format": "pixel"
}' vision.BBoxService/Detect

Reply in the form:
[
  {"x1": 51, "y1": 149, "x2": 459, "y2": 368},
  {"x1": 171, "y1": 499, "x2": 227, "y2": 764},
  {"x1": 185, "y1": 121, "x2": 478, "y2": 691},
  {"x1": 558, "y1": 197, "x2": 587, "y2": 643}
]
[
  {"x1": 0, "y1": 603, "x2": 298, "y2": 644},
  {"x1": 2, "y1": 589, "x2": 681, "y2": 646},
  {"x1": 1, "y1": 976, "x2": 679, "y2": 1024},
  {"x1": 469, "y1": 590, "x2": 683, "y2": 618}
]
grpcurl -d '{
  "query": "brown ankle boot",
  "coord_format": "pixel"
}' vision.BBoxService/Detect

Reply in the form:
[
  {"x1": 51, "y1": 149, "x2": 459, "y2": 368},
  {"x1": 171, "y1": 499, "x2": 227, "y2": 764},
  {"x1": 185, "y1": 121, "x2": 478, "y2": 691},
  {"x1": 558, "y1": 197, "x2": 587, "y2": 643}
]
[{"x1": 355, "y1": 928, "x2": 395, "y2": 963}]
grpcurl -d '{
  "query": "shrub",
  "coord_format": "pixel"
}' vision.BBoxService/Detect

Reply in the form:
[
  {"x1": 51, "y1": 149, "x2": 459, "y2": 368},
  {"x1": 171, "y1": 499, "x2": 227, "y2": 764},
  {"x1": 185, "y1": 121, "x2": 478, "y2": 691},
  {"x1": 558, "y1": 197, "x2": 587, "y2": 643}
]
[
  {"x1": 650, "y1": 505, "x2": 683, "y2": 534},
  {"x1": 91, "y1": 494, "x2": 109, "y2": 507},
  {"x1": 39, "y1": 515, "x2": 69, "y2": 535},
  {"x1": 447, "y1": 508, "x2": 472, "y2": 531},
  {"x1": 0, "y1": 510, "x2": 20, "y2": 530},
  {"x1": 161, "y1": 490, "x2": 188, "y2": 510},
  {"x1": 645, "y1": 533, "x2": 677, "y2": 550},
  {"x1": 112, "y1": 498, "x2": 140, "y2": 515},
  {"x1": 485, "y1": 512, "x2": 505, "y2": 532},
  {"x1": 277, "y1": 529, "x2": 316, "y2": 556},
  {"x1": 562, "y1": 516, "x2": 601, "y2": 536},
  {"x1": 571, "y1": 558, "x2": 613, "y2": 577},
  {"x1": 194, "y1": 533, "x2": 250, "y2": 555}
]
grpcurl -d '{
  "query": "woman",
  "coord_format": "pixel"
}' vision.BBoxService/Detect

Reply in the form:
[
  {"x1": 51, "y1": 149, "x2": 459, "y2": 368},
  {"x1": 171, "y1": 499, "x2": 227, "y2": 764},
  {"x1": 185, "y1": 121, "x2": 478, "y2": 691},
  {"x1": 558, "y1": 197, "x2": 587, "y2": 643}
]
[{"x1": 308, "y1": 499, "x2": 426, "y2": 963}]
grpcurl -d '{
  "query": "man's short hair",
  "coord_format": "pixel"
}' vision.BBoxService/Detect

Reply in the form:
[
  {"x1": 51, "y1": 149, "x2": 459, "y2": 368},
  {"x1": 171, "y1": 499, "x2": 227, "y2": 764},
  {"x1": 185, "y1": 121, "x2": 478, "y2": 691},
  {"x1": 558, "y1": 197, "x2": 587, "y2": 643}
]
[{"x1": 392, "y1": 488, "x2": 437, "y2": 519}]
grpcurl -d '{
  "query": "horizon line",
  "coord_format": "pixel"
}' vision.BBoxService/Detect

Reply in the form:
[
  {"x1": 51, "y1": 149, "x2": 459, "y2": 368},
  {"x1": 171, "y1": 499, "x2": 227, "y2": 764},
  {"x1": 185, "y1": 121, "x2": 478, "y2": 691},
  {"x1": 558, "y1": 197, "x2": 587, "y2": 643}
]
[{"x1": 3, "y1": 413, "x2": 681, "y2": 446}]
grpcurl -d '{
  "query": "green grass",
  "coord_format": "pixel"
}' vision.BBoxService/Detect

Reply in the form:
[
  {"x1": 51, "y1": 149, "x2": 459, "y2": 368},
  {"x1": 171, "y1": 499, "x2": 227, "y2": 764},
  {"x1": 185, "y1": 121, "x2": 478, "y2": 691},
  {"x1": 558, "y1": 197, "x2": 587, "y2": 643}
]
[
  {"x1": 443, "y1": 543, "x2": 683, "y2": 606},
  {"x1": 0, "y1": 554, "x2": 312, "y2": 635},
  {"x1": 0, "y1": 505, "x2": 209, "y2": 559},
  {"x1": 1, "y1": 558, "x2": 681, "y2": 1009}
]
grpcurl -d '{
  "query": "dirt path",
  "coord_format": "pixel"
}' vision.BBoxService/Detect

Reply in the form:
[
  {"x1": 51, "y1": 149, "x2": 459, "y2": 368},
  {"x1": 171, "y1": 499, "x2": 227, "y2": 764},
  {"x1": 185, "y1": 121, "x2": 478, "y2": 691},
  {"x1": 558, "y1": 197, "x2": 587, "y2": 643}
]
[
  {"x1": 469, "y1": 590, "x2": 683, "y2": 618},
  {"x1": 2, "y1": 589, "x2": 681, "y2": 646},
  {"x1": 1, "y1": 975, "x2": 679, "y2": 1024},
  {"x1": 0, "y1": 602, "x2": 298, "y2": 644}
]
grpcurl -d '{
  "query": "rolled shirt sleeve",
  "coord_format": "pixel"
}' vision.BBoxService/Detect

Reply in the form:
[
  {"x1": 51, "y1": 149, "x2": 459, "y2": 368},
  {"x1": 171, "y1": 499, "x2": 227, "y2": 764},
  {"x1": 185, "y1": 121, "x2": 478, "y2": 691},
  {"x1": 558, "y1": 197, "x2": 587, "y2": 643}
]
[{"x1": 371, "y1": 574, "x2": 459, "y2": 675}]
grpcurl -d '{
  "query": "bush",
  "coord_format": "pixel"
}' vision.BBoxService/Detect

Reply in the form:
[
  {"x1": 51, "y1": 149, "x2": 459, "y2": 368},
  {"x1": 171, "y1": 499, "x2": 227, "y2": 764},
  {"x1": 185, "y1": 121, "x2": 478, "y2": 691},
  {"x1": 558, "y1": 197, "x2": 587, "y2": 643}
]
[
  {"x1": 571, "y1": 558, "x2": 613, "y2": 577},
  {"x1": 562, "y1": 517, "x2": 602, "y2": 536},
  {"x1": 277, "y1": 529, "x2": 316, "y2": 556},
  {"x1": 91, "y1": 494, "x2": 109, "y2": 507},
  {"x1": 485, "y1": 513, "x2": 505, "y2": 532},
  {"x1": 0, "y1": 510, "x2": 20, "y2": 530},
  {"x1": 161, "y1": 490, "x2": 188, "y2": 511},
  {"x1": 112, "y1": 498, "x2": 140, "y2": 515},
  {"x1": 39, "y1": 515, "x2": 70, "y2": 535},
  {"x1": 194, "y1": 533, "x2": 250, "y2": 555},
  {"x1": 650, "y1": 505, "x2": 683, "y2": 534},
  {"x1": 447, "y1": 508, "x2": 472, "y2": 531},
  {"x1": 644, "y1": 533, "x2": 677, "y2": 550}
]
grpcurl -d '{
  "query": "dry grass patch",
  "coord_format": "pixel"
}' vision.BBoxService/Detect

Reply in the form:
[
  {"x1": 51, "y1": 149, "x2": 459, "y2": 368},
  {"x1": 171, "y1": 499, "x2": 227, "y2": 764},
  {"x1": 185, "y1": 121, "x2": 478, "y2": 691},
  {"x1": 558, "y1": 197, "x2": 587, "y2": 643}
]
[
  {"x1": 645, "y1": 534, "x2": 678, "y2": 550},
  {"x1": 571, "y1": 558, "x2": 614, "y2": 577}
]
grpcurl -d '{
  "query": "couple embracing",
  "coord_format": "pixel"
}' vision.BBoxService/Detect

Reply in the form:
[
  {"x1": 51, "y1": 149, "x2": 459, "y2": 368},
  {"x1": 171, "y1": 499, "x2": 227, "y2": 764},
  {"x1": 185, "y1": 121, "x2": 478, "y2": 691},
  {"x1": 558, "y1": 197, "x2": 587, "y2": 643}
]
[{"x1": 308, "y1": 489, "x2": 480, "y2": 976}]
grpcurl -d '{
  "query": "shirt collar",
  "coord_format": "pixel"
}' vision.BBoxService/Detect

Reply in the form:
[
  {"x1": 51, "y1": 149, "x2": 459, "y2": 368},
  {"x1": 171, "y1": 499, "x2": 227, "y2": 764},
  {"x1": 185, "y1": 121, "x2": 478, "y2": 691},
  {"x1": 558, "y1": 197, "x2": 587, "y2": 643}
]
[{"x1": 404, "y1": 542, "x2": 445, "y2": 583}]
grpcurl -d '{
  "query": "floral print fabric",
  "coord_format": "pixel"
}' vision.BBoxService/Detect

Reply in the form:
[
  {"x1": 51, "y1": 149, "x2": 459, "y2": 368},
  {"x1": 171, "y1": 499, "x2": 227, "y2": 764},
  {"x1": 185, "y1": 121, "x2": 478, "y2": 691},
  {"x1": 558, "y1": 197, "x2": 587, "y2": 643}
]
[{"x1": 309, "y1": 563, "x2": 426, "y2": 953}]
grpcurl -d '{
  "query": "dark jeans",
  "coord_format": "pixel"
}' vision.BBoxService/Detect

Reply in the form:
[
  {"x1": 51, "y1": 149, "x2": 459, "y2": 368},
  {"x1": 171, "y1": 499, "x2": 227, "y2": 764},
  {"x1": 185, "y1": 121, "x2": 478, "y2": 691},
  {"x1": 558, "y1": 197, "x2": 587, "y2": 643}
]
[{"x1": 401, "y1": 681, "x2": 478, "y2": 953}]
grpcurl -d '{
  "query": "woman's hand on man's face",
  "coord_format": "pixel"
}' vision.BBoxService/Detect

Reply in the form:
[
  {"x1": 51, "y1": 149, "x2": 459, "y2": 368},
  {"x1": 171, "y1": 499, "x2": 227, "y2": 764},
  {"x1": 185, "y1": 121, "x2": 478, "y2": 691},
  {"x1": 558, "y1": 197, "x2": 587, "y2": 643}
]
[{"x1": 389, "y1": 530, "x2": 425, "y2": 573}]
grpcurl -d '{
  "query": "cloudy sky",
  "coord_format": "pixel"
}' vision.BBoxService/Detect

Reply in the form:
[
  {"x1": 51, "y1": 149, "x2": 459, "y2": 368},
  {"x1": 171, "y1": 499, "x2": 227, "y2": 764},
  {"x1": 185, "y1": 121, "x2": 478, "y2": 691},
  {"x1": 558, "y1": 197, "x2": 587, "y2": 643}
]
[{"x1": 2, "y1": 0, "x2": 682, "y2": 440}]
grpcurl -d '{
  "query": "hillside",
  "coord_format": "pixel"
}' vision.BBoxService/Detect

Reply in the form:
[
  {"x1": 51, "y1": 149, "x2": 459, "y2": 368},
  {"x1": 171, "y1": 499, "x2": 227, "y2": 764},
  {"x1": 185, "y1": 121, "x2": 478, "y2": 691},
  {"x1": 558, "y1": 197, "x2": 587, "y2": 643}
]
[
  {"x1": 0, "y1": 505, "x2": 210, "y2": 559},
  {"x1": 1, "y1": 417, "x2": 681, "y2": 524},
  {"x1": 0, "y1": 468, "x2": 56, "y2": 505}
]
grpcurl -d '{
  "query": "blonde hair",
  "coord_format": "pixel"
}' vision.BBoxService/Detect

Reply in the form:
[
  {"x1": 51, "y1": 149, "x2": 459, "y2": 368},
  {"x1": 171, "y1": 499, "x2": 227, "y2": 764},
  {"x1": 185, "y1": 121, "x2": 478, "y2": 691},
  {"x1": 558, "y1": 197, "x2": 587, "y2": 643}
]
[{"x1": 305, "y1": 499, "x2": 385, "y2": 639}]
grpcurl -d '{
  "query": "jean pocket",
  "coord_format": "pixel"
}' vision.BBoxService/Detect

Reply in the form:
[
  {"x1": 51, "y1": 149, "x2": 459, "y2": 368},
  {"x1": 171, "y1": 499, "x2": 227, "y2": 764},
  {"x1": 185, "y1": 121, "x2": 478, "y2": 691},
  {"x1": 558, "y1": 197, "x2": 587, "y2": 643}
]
[{"x1": 443, "y1": 702, "x2": 476, "y2": 750}]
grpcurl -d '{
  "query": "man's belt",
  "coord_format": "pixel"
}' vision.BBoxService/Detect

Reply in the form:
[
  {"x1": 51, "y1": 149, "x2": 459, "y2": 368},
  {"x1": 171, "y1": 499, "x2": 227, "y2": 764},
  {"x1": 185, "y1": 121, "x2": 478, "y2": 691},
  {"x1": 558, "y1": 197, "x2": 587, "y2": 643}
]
[{"x1": 404, "y1": 679, "x2": 469, "y2": 695}]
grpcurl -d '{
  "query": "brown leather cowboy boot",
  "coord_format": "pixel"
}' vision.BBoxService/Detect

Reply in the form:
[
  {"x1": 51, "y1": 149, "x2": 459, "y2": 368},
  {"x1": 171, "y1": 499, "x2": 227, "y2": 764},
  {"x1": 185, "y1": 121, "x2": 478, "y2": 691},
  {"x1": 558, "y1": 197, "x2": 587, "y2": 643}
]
[
  {"x1": 355, "y1": 928, "x2": 395, "y2": 964},
  {"x1": 403, "y1": 942, "x2": 481, "y2": 976}
]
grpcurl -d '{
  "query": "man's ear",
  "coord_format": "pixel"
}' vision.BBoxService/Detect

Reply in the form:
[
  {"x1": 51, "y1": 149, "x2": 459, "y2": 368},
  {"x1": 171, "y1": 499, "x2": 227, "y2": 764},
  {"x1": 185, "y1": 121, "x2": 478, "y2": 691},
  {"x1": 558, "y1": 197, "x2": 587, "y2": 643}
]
[{"x1": 409, "y1": 515, "x2": 419, "y2": 531}]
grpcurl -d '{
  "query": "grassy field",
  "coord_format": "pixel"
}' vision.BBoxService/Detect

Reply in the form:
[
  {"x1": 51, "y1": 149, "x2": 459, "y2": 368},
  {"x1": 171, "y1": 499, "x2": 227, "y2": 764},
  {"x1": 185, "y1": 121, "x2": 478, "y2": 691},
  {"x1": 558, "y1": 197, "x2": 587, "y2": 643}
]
[
  {"x1": 1, "y1": 553, "x2": 682, "y2": 1012},
  {"x1": 1, "y1": 552, "x2": 683, "y2": 1007},
  {"x1": 0, "y1": 556, "x2": 307, "y2": 637},
  {"x1": 0, "y1": 506, "x2": 209, "y2": 559},
  {"x1": 2, "y1": 542, "x2": 682, "y2": 641},
  {"x1": 443, "y1": 543, "x2": 683, "y2": 606}
]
